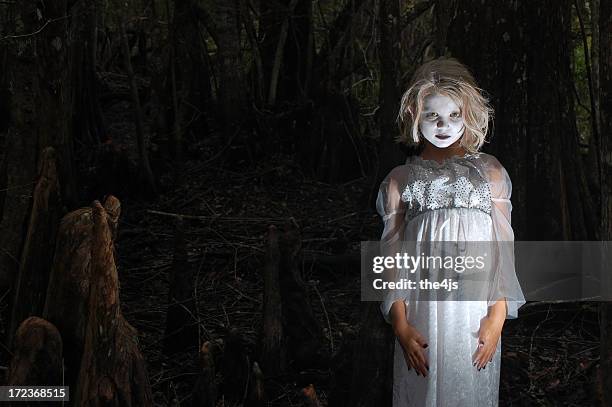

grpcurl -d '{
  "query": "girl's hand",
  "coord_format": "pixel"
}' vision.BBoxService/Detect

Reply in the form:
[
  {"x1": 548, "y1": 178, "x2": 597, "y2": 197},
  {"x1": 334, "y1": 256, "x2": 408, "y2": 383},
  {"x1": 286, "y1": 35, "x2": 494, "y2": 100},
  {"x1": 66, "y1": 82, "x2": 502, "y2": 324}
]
[
  {"x1": 396, "y1": 324, "x2": 429, "y2": 377},
  {"x1": 473, "y1": 316, "x2": 503, "y2": 370}
]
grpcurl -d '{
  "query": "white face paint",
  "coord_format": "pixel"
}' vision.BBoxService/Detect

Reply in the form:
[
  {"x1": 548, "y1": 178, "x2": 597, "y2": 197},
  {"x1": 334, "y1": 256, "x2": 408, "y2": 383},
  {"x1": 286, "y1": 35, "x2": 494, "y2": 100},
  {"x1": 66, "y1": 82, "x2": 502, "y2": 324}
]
[{"x1": 418, "y1": 93, "x2": 465, "y2": 148}]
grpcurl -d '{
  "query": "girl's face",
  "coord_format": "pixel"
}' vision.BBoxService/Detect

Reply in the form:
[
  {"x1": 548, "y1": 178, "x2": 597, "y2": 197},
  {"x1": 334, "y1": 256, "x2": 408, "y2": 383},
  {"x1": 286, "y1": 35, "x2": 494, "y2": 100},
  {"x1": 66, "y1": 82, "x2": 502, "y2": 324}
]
[{"x1": 418, "y1": 93, "x2": 465, "y2": 148}]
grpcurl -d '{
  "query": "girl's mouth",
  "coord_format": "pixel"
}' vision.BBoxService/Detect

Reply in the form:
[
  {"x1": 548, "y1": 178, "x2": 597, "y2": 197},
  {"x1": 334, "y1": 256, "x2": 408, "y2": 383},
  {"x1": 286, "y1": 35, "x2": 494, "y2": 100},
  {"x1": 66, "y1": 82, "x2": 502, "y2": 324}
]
[{"x1": 435, "y1": 134, "x2": 450, "y2": 140}]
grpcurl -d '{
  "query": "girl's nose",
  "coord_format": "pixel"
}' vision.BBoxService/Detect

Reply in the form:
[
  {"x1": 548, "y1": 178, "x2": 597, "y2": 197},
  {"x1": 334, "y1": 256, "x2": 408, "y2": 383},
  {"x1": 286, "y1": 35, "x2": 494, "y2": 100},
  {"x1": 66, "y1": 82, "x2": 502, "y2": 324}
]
[{"x1": 436, "y1": 120, "x2": 447, "y2": 128}]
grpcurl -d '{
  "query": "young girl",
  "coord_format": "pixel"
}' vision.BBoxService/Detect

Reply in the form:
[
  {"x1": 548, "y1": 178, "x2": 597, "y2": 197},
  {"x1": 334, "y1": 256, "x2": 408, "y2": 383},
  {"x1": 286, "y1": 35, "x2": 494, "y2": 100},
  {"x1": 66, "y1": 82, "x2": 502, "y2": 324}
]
[{"x1": 376, "y1": 57, "x2": 526, "y2": 406}]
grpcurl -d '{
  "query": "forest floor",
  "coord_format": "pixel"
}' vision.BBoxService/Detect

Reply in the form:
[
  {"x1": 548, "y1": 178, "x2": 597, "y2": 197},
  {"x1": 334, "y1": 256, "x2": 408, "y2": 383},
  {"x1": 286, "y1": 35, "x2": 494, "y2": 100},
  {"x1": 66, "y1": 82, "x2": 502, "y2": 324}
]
[
  {"x1": 111, "y1": 154, "x2": 601, "y2": 407},
  {"x1": 95, "y1": 90, "x2": 601, "y2": 407}
]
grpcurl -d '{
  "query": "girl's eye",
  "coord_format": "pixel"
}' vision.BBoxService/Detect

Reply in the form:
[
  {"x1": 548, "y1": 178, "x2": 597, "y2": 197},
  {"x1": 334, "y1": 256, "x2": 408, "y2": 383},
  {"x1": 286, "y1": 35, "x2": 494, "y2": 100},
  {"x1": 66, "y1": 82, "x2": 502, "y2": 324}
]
[
  {"x1": 451, "y1": 112, "x2": 461, "y2": 118},
  {"x1": 426, "y1": 113, "x2": 438, "y2": 119}
]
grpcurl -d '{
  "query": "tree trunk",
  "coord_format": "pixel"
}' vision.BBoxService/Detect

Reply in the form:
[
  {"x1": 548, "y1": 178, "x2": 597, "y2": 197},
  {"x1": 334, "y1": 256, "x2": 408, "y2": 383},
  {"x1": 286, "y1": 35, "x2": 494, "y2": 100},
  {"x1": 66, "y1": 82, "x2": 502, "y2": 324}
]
[
  {"x1": 119, "y1": 15, "x2": 157, "y2": 198},
  {"x1": 168, "y1": 0, "x2": 215, "y2": 184},
  {"x1": 292, "y1": 0, "x2": 372, "y2": 183},
  {"x1": 377, "y1": 0, "x2": 406, "y2": 180},
  {"x1": 591, "y1": 0, "x2": 601, "y2": 159},
  {"x1": 598, "y1": 0, "x2": 612, "y2": 403},
  {"x1": 69, "y1": 0, "x2": 106, "y2": 200},
  {"x1": 0, "y1": 2, "x2": 42, "y2": 357},
  {"x1": 267, "y1": 0, "x2": 300, "y2": 106},
  {"x1": 277, "y1": 0, "x2": 313, "y2": 102},
  {"x1": 37, "y1": 0, "x2": 76, "y2": 210},
  {"x1": 258, "y1": 225, "x2": 286, "y2": 377},
  {"x1": 241, "y1": 0, "x2": 265, "y2": 106},
  {"x1": 576, "y1": 0, "x2": 602, "y2": 214},
  {"x1": 43, "y1": 206, "x2": 97, "y2": 393},
  {"x1": 598, "y1": 0, "x2": 611, "y2": 240},
  {"x1": 215, "y1": 0, "x2": 247, "y2": 126},
  {"x1": 8, "y1": 147, "x2": 63, "y2": 351},
  {"x1": 259, "y1": 0, "x2": 285, "y2": 96},
  {"x1": 310, "y1": 0, "x2": 368, "y2": 94},
  {"x1": 74, "y1": 197, "x2": 153, "y2": 406}
]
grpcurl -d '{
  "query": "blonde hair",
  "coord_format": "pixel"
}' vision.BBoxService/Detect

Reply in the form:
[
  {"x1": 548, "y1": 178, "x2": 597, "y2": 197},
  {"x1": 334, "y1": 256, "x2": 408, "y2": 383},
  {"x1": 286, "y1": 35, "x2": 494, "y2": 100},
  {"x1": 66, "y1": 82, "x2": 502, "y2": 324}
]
[{"x1": 396, "y1": 57, "x2": 494, "y2": 153}]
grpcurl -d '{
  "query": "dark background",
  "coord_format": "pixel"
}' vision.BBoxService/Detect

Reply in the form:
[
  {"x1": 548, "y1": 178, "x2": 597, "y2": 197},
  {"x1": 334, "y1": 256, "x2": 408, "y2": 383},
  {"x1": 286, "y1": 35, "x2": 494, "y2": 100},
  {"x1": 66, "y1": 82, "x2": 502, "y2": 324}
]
[{"x1": 0, "y1": 0, "x2": 611, "y2": 406}]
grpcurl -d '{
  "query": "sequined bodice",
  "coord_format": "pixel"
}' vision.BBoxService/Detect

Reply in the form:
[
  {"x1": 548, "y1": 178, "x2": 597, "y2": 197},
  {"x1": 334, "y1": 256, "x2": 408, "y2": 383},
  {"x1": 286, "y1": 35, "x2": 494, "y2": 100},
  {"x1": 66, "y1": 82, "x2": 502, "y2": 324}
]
[{"x1": 401, "y1": 154, "x2": 492, "y2": 222}]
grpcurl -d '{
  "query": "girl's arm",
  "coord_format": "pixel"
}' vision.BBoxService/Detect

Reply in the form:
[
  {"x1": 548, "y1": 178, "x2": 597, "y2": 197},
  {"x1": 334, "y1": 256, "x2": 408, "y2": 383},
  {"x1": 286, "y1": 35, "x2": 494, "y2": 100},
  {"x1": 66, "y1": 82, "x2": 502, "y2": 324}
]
[
  {"x1": 485, "y1": 155, "x2": 526, "y2": 319},
  {"x1": 376, "y1": 166, "x2": 410, "y2": 324},
  {"x1": 487, "y1": 297, "x2": 507, "y2": 326},
  {"x1": 390, "y1": 299, "x2": 410, "y2": 336},
  {"x1": 391, "y1": 299, "x2": 430, "y2": 377}
]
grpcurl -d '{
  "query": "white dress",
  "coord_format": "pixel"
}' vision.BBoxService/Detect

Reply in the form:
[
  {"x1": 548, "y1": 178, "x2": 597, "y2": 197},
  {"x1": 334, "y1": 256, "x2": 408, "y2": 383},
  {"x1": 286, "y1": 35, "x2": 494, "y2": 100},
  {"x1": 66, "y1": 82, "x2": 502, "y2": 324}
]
[{"x1": 376, "y1": 152, "x2": 526, "y2": 407}]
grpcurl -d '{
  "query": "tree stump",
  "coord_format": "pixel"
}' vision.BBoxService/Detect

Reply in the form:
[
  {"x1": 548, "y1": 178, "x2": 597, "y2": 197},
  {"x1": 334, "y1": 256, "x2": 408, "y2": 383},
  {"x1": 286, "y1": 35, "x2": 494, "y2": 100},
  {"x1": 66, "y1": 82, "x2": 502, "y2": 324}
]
[
  {"x1": 258, "y1": 225, "x2": 286, "y2": 377},
  {"x1": 300, "y1": 384, "x2": 322, "y2": 407},
  {"x1": 222, "y1": 328, "x2": 250, "y2": 406},
  {"x1": 42, "y1": 208, "x2": 95, "y2": 390},
  {"x1": 191, "y1": 340, "x2": 220, "y2": 407},
  {"x1": 73, "y1": 198, "x2": 152, "y2": 406},
  {"x1": 245, "y1": 361, "x2": 266, "y2": 407},
  {"x1": 8, "y1": 147, "x2": 63, "y2": 351},
  {"x1": 7, "y1": 316, "x2": 63, "y2": 387},
  {"x1": 328, "y1": 324, "x2": 358, "y2": 406},
  {"x1": 346, "y1": 301, "x2": 394, "y2": 407},
  {"x1": 278, "y1": 224, "x2": 329, "y2": 370}
]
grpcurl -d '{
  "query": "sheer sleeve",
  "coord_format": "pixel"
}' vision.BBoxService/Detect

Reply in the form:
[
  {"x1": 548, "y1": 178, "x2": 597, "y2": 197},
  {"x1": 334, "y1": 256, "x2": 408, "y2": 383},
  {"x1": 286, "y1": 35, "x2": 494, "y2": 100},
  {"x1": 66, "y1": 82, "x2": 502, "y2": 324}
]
[
  {"x1": 482, "y1": 155, "x2": 526, "y2": 319},
  {"x1": 376, "y1": 166, "x2": 409, "y2": 325}
]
